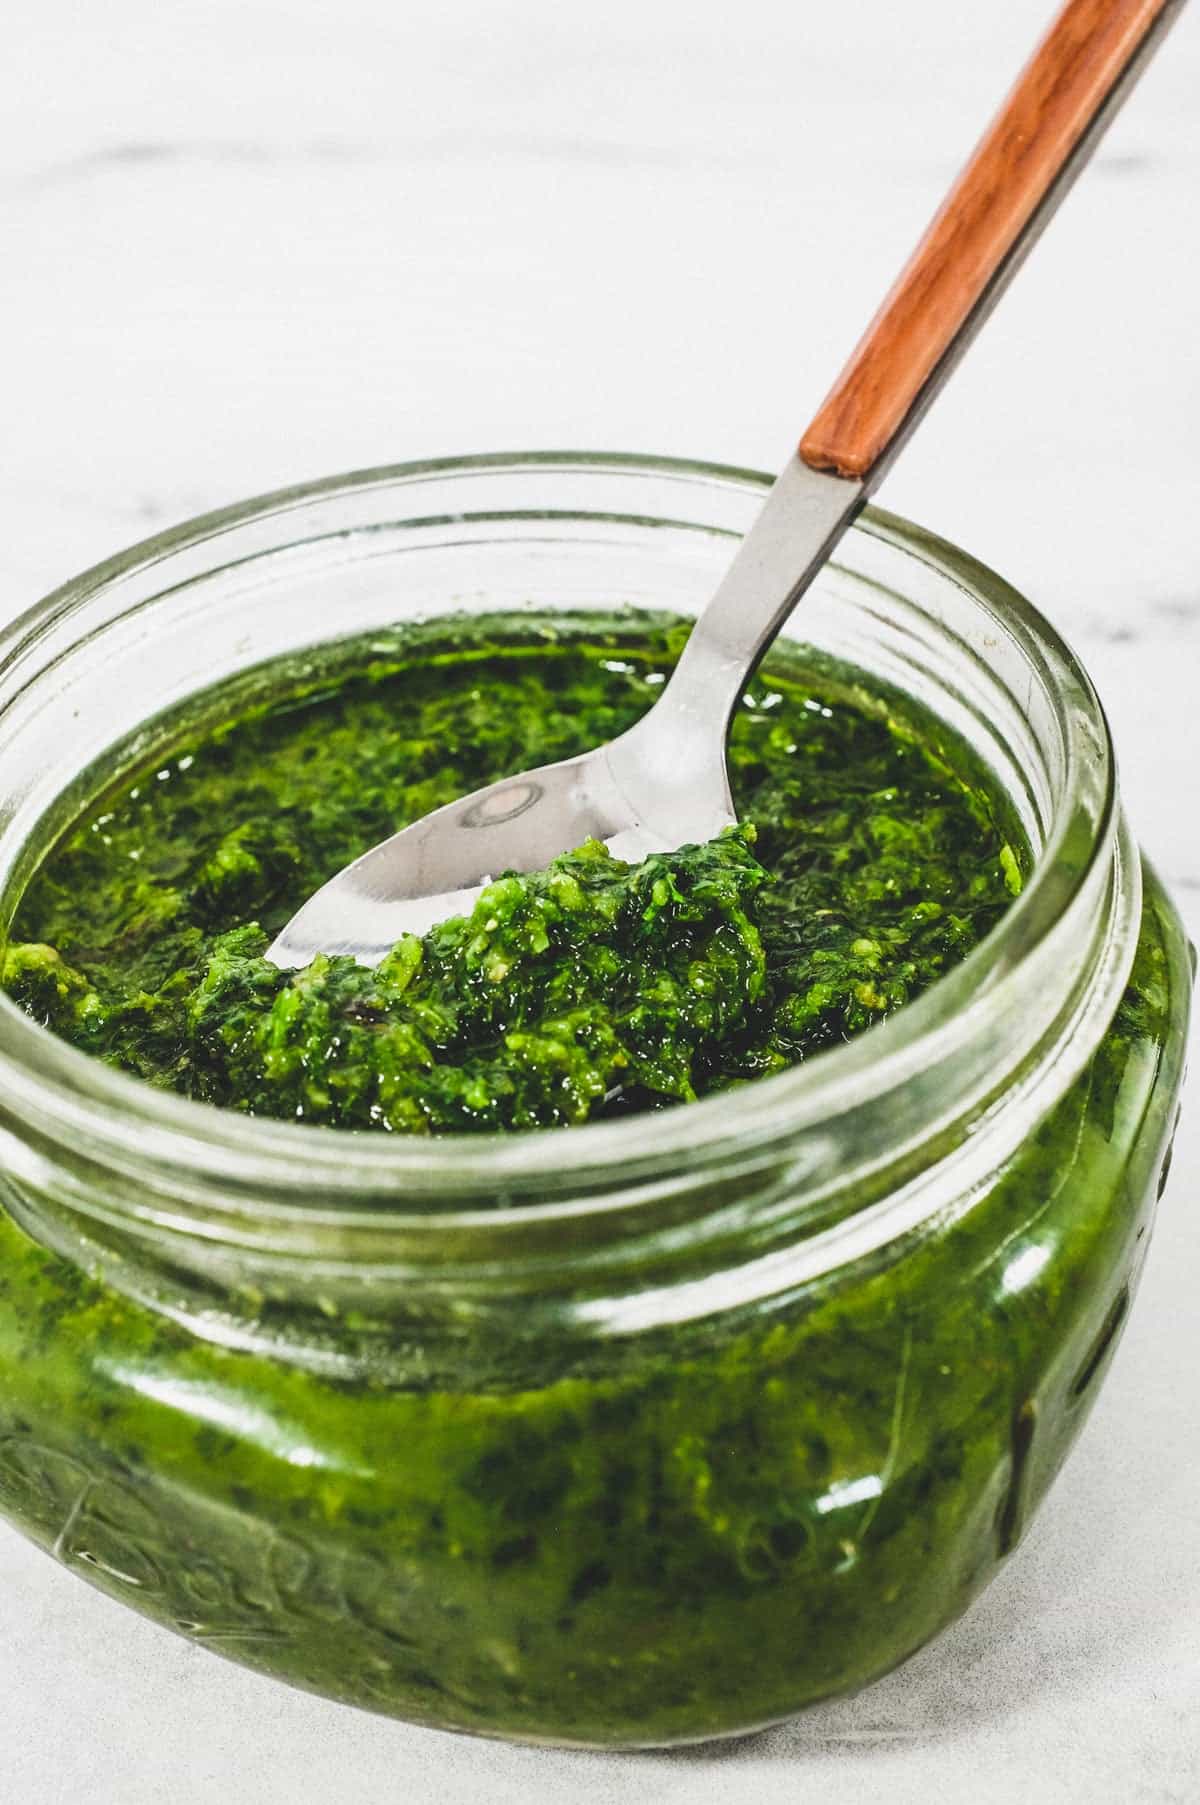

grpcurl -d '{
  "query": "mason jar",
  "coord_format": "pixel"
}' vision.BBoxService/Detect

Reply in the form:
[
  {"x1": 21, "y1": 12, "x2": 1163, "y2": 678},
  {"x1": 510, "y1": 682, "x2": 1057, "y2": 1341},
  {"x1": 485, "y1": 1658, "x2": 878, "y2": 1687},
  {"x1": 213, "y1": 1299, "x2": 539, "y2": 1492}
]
[{"x1": 0, "y1": 454, "x2": 1189, "y2": 1747}]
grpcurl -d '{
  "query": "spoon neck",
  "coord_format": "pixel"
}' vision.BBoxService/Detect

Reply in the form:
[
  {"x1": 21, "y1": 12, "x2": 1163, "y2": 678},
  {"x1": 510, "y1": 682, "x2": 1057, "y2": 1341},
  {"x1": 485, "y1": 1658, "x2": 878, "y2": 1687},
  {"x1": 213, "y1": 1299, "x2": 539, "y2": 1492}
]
[{"x1": 658, "y1": 455, "x2": 865, "y2": 727}]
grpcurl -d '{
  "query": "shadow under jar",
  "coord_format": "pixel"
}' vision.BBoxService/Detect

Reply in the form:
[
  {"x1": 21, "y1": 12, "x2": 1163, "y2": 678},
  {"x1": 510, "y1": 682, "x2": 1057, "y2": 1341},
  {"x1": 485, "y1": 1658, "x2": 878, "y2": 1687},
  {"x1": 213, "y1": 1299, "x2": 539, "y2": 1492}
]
[{"x1": 0, "y1": 454, "x2": 1189, "y2": 1748}]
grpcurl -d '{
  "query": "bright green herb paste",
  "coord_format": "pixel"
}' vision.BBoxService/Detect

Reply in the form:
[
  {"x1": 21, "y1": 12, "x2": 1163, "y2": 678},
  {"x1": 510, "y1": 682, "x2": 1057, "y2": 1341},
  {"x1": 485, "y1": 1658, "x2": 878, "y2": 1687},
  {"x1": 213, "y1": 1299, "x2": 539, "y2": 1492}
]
[
  {"x1": 3, "y1": 614, "x2": 1018, "y2": 1131},
  {"x1": 0, "y1": 614, "x2": 1186, "y2": 1745}
]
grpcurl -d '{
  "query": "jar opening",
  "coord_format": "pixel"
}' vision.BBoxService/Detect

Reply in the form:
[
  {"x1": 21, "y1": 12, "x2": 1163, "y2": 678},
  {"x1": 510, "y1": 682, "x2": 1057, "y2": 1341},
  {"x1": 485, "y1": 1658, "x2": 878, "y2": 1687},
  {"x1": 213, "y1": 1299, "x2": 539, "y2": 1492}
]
[{"x1": 0, "y1": 453, "x2": 1134, "y2": 1263}]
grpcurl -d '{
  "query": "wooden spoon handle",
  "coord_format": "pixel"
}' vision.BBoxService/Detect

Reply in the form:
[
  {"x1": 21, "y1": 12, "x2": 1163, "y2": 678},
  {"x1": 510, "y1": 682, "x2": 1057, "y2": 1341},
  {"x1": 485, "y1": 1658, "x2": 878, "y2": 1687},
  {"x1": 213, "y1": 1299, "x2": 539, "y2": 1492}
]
[{"x1": 799, "y1": 0, "x2": 1183, "y2": 483}]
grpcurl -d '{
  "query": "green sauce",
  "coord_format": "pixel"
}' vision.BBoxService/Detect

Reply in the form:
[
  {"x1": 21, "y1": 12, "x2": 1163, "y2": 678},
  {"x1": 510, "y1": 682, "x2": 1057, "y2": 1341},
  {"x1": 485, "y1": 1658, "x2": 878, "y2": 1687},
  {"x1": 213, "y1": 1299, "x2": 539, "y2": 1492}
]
[
  {"x1": 0, "y1": 614, "x2": 1187, "y2": 1744},
  {"x1": 3, "y1": 614, "x2": 1016, "y2": 1132}
]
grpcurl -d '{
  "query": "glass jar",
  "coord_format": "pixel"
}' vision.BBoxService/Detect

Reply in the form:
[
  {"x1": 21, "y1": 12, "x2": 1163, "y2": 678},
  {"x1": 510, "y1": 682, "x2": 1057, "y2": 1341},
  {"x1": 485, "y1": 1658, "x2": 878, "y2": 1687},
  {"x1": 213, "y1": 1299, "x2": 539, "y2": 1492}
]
[{"x1": 0, "y1": 454, "x2": 1189, "y2": 1748}]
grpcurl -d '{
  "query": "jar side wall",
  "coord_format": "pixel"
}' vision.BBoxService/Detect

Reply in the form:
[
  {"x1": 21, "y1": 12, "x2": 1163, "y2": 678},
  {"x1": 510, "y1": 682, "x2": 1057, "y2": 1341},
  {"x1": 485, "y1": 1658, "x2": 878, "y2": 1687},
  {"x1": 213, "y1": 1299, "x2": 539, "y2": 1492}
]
[{"x1": 0, "y1": 873, "x2": 1187, "y2": 1745}]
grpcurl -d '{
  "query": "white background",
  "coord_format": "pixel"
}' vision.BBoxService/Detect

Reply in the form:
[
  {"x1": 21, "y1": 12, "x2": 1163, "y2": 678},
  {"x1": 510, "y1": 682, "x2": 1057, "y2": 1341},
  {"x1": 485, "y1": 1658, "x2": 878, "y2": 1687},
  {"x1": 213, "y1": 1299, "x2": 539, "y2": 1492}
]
[{"x1": 2, "y1": 2, "x2": 1199, "y2": 1799}]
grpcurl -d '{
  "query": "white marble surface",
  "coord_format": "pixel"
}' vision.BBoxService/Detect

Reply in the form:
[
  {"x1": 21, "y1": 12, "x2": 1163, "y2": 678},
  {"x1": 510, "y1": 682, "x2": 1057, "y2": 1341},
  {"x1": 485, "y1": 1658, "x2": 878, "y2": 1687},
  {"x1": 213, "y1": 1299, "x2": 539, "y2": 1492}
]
[{"x1": 2, "y1": 2, "x2": 1198, "y2": 1799}]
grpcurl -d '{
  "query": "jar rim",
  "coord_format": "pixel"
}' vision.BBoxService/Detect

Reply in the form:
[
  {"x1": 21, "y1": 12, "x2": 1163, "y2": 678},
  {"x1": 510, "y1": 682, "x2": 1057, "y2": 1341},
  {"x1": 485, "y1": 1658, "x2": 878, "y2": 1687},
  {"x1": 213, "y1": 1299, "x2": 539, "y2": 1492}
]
[{"x1": 0, "y1": 450, "x2": 1120, "y2": 1222}]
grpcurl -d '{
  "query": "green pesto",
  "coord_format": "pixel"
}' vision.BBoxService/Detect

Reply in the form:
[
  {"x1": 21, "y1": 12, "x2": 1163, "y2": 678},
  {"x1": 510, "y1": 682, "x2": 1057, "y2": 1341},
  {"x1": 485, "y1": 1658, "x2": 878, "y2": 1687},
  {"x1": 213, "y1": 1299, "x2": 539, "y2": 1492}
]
[
  {"x1": 0, "y1": 885, "x2": 1187, "y2": 1744},
  {"x1": 3, "y1": 616, "x2": 1018, "y2": 1133},
  {"x1": 0, "y1": 615, "x2": 1188, "y2": 1745}
]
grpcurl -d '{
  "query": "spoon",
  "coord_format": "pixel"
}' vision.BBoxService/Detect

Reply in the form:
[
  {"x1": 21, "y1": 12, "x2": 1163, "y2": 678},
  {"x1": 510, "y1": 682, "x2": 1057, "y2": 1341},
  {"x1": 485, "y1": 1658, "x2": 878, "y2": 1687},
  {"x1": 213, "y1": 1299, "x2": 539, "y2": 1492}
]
[{"x1": 269, "y1": 0, "x2": 1183, "y2": 969}]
